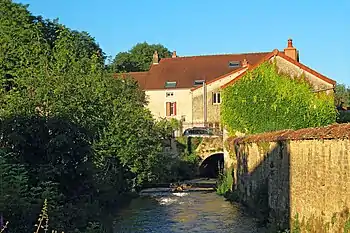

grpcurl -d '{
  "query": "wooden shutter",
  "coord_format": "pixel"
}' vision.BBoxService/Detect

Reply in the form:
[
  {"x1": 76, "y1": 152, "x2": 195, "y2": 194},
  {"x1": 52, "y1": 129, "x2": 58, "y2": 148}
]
[
  {"x1": 173, "y1": 102, "x2": 177, "y2": 116},
  {"x1": 166, "y1": 102, "x2": 171, "y2": 116}
]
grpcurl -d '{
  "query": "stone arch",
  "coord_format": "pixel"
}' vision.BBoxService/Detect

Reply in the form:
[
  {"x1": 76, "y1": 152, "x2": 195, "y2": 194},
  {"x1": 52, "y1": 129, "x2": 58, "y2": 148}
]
[{"x1": 198, "y1": 152, "x2": 224, "y2": 178}]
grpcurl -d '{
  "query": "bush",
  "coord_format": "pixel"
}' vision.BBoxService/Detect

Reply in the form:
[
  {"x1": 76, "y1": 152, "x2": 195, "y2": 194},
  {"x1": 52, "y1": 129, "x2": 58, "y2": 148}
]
[{"x1": 221, "y1": 62, "x2": 337, "y2": 134}]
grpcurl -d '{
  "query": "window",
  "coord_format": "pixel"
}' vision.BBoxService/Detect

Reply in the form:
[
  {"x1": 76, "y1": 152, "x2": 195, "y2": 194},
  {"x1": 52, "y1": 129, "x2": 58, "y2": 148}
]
[
  {"x1": 213, "y1": 92, "x2": 221, "y2": 104},
  {"x1": 193, "y1": 80, "x2": 205, "y2": 86},
  {"x1": 166, "y1": 92, "x2": 174, "y2": 97},
  {"x1": 166, "y1": 102, "x2": 176, "y2": 116},
  {"x1": 165, "y1": 81, "x2": 177, "y2": 88},
  {"x1": 228, "y1": 61, "x2": 241, "y2": 68}
]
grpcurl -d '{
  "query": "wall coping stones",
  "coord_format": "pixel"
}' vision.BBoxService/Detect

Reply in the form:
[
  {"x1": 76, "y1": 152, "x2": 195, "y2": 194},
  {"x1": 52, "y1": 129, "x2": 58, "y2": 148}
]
[{"x1": 229, "y1": 123, "x2": 350, "y2": 144}]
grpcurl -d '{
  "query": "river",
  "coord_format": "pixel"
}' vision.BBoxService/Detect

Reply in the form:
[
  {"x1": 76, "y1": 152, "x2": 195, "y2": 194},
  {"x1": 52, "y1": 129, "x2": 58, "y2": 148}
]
[{"x1": 113, "y1": 190, "x2": 265, "y2": 233}]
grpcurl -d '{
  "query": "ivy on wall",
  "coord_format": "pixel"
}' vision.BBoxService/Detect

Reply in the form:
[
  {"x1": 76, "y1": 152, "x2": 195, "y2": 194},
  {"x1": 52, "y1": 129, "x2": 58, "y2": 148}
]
[{"x1": 221, "y1": 61, "x2": 337, "y2": 134}]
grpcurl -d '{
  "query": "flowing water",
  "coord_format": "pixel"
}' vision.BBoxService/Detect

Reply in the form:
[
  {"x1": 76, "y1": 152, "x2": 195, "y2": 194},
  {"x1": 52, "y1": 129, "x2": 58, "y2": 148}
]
[{"x1": 113, "y1": 190, "x2": 265, "y2": 233}]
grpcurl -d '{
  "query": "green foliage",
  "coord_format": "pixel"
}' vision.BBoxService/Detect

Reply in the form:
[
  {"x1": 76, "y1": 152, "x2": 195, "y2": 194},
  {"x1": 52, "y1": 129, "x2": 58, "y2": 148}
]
[
  {"x1": 0, "y1": 149, "x2": 32, "y2": 232},
  {"x1": 150, "y1": 135, "x2": 202, "y2": 183},
  {"x1": 216, "y1": 168, "x2": 233, "y2": 195},
  {"x1": 0, "y1": 116, "x2": 93, "y2": 193},
  {"x1": 111, "y1": 42, "x2": 171, "y2": 72},
  {"x1": 344, "y1": 217, "x2": 350, "y2": 233},
  {"x1": 155, "y1": 117, "x2": 180, "y2": 140},
  {"x1": 175, "y1": 151, "x2": 200, "y2": 180},
  {"x1": 221, "y1": 62, "x2": 337, "y2": 134},
  {"x1": 177, "y1": 136, "x2": 203, "y2": 154},
  {"x1": 0, "y1": 149, "x2": 62, "y2": 232},
  {"x1": 0, "y1": 1, "x2": 172, "y2": 232},
  {"x1": 292, "y1": 213, "x2": 301, "y2": 233},
  {"x1": 338, "y1": 111, "x2": 350, "y2": 123},
  {"x1": 335, "y1": 83, "x2": 350, "y2": 107}
]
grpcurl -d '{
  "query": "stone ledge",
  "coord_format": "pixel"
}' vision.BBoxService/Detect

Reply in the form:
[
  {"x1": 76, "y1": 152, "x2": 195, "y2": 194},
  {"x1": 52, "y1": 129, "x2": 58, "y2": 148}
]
[{"x1": 229, "y1": 123, "x2": 350, "y2": 144}]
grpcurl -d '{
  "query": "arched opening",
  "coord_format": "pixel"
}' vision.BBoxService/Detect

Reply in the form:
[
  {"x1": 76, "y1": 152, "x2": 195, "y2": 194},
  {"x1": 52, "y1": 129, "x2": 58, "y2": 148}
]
[{"x1": 199, "y1": 152, "x2": 224, "y2": 178}]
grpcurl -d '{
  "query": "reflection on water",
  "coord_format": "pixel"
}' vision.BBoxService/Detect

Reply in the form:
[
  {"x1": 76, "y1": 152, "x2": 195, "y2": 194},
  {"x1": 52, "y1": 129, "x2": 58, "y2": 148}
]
[{"x1": 114, "y1": 191, "x2": 264, "y2": 233}]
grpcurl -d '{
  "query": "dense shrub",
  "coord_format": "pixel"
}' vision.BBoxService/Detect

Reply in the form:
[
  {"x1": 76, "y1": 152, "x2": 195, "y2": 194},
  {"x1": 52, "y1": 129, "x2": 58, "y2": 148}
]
[{"x1": 221, "y1": 62, "x2": 337, "y2": 134}]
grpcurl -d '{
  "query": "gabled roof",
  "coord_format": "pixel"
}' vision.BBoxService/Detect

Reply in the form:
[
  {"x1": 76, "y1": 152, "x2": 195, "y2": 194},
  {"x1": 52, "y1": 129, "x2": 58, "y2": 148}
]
[
  {"x1": 121, "y1": 52, "x2": 270, "y2": 90},
  {"x1": 221, "y1": 49, "x2": 336, "y2": 88}
]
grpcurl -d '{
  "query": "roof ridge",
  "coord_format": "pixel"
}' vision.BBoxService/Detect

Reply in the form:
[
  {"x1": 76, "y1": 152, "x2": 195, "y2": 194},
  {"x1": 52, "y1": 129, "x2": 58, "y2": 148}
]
[
  {"x1": 220, "y1": 49, "x2": 336, "y2": 88},
  {"x1": 160, "y1": 51, "x2": 272, "y2": 61}
]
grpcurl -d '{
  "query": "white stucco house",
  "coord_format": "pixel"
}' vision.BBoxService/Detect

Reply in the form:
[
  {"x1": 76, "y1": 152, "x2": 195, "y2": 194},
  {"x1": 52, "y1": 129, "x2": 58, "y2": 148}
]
[{"x1": 118, "y1": 39, "x2": 336, "y2": 132}]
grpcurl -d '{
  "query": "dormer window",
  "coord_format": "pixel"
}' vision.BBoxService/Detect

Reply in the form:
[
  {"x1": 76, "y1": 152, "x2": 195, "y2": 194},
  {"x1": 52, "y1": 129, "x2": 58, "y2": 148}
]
[
  {"x1": 228, "y1": 61, "x2": 241, "y2": 68},
  {"x1": 193, "y1": 80, "x2": 205, "y2": 86},
  {"x1": 165, "y1": 81, "x2": 177, "y2": 88}
]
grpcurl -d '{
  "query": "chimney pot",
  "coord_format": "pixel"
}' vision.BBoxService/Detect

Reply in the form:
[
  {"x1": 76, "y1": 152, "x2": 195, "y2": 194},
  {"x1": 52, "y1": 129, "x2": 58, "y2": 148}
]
[
  {"x1": 172, "y1": 51, "x2": 177, "y2": 58},
  {"x1": 288, "y1": 38, "x2": 293, "y2": 48},
  {"x1": 153, "y1": 51, "x2": 159, "y2": 64}
]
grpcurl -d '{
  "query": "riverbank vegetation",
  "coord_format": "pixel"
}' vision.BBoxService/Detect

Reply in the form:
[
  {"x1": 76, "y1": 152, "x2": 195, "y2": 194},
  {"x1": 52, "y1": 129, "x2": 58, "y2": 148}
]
[
  {"x1": 152, "y1": 119, "x2": 201, "y2": 183},
  {"x1": 0, "y1": 1, "x2": 195, "y2": 232},
  {"x1": 216, "y1": 168, "x2": 233, "y2": 196}
]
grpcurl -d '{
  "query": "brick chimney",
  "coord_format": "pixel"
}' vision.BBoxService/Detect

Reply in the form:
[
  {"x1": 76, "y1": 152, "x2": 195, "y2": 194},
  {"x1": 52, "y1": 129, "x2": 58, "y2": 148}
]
[
  {"x1": 284, "y1": 39, "x2": 299, "y2": 62},
  {"x1": 172, "y1": 51, "x2": 177, "y2": 58},
  {"x1": 153, "y1": 51, "x2": 159, "y2": 64}
]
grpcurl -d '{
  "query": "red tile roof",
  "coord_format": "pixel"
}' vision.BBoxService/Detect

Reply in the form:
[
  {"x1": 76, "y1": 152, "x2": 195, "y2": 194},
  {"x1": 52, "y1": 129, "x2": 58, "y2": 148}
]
[
  {"x1": 221, "y1": 49, "x2": 336, "y2": 88},
  {"x1": 191, "y1": 66, "x2": 247, "y2": 91},
  {"x1": 120, "y1": 52, "x2": 270, "y2": 90}
]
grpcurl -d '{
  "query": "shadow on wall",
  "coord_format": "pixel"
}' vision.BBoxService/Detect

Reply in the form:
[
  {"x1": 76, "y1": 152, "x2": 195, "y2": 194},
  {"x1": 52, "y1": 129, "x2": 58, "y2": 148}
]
[
  {"x1": 199, "y1": 152, "x2": 224, "y2": 178},
  {"x1": 235, "y1": 141, "x2": 290, "y2": 231}
]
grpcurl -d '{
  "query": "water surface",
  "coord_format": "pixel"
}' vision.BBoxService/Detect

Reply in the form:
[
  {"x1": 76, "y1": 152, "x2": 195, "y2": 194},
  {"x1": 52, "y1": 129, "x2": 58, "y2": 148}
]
[{"x1": 114, "y1": 191, "x2": 264, "y2": 233}]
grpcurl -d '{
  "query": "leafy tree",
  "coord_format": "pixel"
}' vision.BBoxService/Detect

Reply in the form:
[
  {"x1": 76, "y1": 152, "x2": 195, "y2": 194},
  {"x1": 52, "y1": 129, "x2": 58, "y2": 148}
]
[
  {"x1": 111, "y1": 42, "x2": 171, "y2": 72},
  {"x1": 0, "y1": 149, "x2": 31, "y2": 232},
  {"x1": 335, "y1": 83, "x2": 350, "y2": 108},
  {"x1": 1, "y1": 11, "x2": 163, "y2": 189},
  {"x1": 0, "y1": 1, "x2": 169, "y2": 232},
  {"x1": 335, "y1": 84, "x2": 350, "y2": 123},
  {"x1": 156, "y1": 118, "x2": 180, "y2": 140},
  {"x1": 0, "y1": 0, "x2": 48, "y2": 94},
  {"x1": 0, "y1": 116, "x2": 94, "y2": 198},
  {"x1": 221, "y1": 62, "x2": 337, "y2": 134},
  {"x1": 0, "y1": 1, "x2": 189, "y2": 232},
  {"x1": 0, "y1": 148, "x2": 63, "y2": 232}
]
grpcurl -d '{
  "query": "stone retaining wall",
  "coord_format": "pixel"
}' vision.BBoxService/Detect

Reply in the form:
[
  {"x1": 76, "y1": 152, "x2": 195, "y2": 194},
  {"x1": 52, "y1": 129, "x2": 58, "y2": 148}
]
[{"x1": 226, "y1": 123, "x2": 350, "y2": 232}]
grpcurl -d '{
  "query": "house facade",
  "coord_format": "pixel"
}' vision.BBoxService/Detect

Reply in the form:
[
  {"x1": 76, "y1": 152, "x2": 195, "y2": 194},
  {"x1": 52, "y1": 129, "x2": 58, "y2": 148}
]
[{"x1": 121, "y1": 39, "x2": 336, "y2": 132}]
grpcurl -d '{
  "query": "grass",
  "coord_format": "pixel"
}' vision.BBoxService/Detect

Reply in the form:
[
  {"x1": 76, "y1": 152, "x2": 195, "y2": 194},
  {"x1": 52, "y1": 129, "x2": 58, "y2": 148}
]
[
  {"x1": 216, "y1": 168, "x2": 233, "y2": 195},
  {"x1": 345, "y1": 217, "x2": 350, "y2": 233}
]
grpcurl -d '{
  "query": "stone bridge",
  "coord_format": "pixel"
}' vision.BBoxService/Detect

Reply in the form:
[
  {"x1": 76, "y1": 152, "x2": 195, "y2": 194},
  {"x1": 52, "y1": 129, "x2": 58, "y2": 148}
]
[
  {"x1": 195, "y1": 136, "x2": 224, "y2": 161},
  {"x1": 192, "y1": 136, "x2": 225, "y2": 177}
]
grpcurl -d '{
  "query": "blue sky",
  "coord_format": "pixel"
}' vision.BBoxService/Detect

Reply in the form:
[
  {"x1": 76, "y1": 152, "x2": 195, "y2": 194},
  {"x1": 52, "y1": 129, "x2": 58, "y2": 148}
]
[{"x1": 16, "y1": 0, "x2": 350, "y2": 85}]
